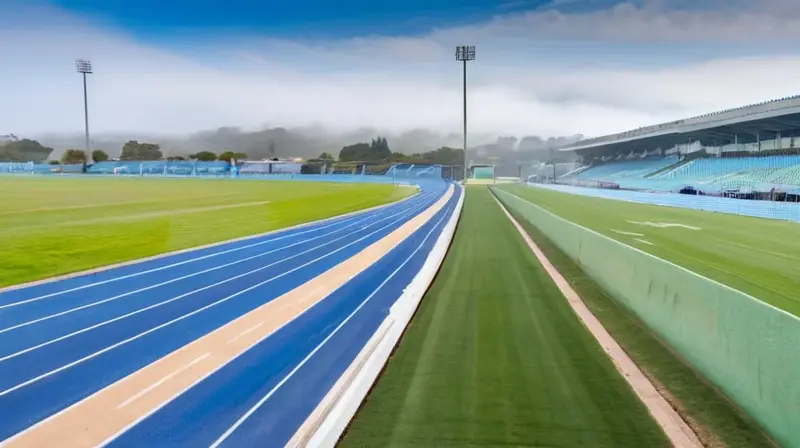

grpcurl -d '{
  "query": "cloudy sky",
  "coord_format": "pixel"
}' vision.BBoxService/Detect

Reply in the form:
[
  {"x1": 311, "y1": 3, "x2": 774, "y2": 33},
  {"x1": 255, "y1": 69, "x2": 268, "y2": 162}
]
[{"x1": 2, "y1": 0, "x2": 800, "y2": 140}]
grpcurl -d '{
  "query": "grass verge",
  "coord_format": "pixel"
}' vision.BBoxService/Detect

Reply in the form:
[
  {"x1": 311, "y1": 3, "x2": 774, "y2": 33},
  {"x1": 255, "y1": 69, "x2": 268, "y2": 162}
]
[
  {"x1": 492, "y1": 186, "x2": 775, "y2": 447},
  {"x1": 0, "y1": 176, "x2": 412, "y2": 287},
  {"x1": 340, "y1": 186, "x2": 669, "y2": 447},
  {"x1": 496, "y1": 184, "x2": 800, "y2": 317}
]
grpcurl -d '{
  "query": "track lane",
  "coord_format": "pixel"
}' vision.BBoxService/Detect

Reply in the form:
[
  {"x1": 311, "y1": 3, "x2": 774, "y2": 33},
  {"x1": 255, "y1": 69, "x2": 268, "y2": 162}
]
[
  {"x1": 0, "y1": 195, "x2": 432, "y2": 388},
  {"x1": 0, "y1": 188, "x2": 422, "y2": 308},
  {"x1": 107, "y1": 184, "x2": 462, "y2": 447},
  {"x1": 0, "y1": 191, "x2": 437, "y2": 357},
  {"x1": 0, "y1": 183, "x2": 448, "y2": 443}
]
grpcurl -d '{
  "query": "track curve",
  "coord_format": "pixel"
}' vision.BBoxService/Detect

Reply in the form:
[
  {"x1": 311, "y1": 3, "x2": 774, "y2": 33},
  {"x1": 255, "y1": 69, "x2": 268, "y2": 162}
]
[{"x1": 0, "y1": 179, "x2": 461, "y2": 447}]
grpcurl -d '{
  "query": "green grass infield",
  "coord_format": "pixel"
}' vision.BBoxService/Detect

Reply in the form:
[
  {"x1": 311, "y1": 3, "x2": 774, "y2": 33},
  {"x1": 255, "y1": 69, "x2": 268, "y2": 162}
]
[
  {"x1": 341, "y1": 186, "x2": 669, "y2": 447},
  {"x1": 0, "y1": 176, "x2": 412, "y2": 287},
  {"x1": 495, "y1": 184, "x2": 800, "y2": 317}
]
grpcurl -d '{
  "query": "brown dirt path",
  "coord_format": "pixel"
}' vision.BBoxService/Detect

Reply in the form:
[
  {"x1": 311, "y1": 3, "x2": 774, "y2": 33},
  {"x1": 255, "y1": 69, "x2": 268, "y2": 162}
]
[{"x1": 492, "y1": 192, "x2": 703, "y2": 448}]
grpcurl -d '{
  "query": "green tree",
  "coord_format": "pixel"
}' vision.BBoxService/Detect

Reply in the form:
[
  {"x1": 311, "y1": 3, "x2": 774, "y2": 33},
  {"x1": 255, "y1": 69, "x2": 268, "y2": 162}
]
[
  {"x1": 425, "y1": 146, "x2": 464, "y2": 165},
  {"x1": 218, "y1": 151, "x2": 248, "y2": 163},
  {"x1": 390, "y1": 152, "x2": 407, "y2": 162},
  {"x1": 318, "y1": 152, "x2": 334, "y2": 160},
  {"x1": 91, "y1": 149, "x2": 109, "y2": 163},
  {"x1": 120, "y1": 141, "x2": 163, "y2": 160},
  {"x1": 338, "y1": 142, "x2": 372, "y2": 162},
  {"x1": 339, "y1": 137, "x2": 392, "y2": 162},
  {"x1": 370, "y1": 136, "x2": 391, "y2": 161},
  {"x1": 0, "y1": 145, "x2": 20, "y2": 161},
  {"x1": 189, "y1": 151, "x2": 217, "y2": 161},
  {"x1": 0, "y1": 139, "x2": 53, "y2": 162},
  {"x1": 61, "y1": 149, "x2": 87, "y2": 164}
]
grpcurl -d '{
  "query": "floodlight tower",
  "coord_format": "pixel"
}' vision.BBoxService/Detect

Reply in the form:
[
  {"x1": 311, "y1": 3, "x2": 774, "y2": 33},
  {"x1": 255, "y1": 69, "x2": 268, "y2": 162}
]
[
  {"x1": 76, "y1": 59, "x2": 93, "y2": 160},
  {"x1": 455, "y1": 45, "x2": 475, "y2": 183}
]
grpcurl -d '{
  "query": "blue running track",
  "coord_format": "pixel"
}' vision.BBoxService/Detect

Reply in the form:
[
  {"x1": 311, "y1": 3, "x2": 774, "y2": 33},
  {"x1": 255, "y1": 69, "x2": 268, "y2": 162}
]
[{"x1": 0, "y1": 179, "x2": 462, "y2": 446}]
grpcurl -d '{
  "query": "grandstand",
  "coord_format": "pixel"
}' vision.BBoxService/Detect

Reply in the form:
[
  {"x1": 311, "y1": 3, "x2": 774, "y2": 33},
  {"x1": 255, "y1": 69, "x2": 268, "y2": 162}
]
[
  {"x1": 570, "y1": 156, "x2": 678, "y2": 181},
  {"x1": 554, "y1": 95, "x2": 800, "y2": 200}
]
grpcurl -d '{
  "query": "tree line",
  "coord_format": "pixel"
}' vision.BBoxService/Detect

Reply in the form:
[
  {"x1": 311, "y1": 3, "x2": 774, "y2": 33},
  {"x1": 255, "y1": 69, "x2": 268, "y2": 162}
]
[
  {"x1": 335, "y1": 136, "x2": 464, "y2": 165},
  {"x1": 3, "y1": 135, "x2": 467, "y2": 167},
  {"x1": 0, "y1": 139, "x2": 54, "y2": 163},
  {"x1": 50, "y1": 141, "x2": 249, "y2": 165}
]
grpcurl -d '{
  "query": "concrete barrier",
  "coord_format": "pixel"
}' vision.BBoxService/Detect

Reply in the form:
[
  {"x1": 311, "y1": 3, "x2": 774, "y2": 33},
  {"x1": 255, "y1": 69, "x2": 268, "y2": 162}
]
[
  {"x1": 288, "y1": 185, "x2": 464, "y2": 447},
  {"x1": 494, "y1": 187, "x2": 800, "y2": 447}
]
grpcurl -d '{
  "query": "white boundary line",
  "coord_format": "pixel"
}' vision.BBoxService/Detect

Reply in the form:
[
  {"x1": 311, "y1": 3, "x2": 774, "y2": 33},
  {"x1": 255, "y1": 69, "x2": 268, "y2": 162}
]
[
  {"x1": 0, "y1": 200, "x2": 427, "y2": 362},
  {"x1": 0, "y1": 186, "x2": 419, "y2": 295},
  {"x1": 0, "y1": 195, "x2": 436, "y2": 399},
  {"x1": 495, "y1": 188, "x2": 800, "y2": 322},
  {"x1": 490, "y1": 189, "x2": 702, "y2": 448},
  {"x1": 91, "y1": 186, "x2": 454, "y2": 448},
  {"x1": 0, "y1": 194, "x2": 432, "y2": 333},
  {"x1": 288, "y1": 184, "x2": 464, "y2": 448}
]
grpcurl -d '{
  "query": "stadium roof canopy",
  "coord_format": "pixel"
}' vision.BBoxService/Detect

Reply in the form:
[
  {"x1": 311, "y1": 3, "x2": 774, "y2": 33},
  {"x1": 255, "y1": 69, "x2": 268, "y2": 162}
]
[{"x1": 560, "y1": 95, "x2": 800, "y2": 153}]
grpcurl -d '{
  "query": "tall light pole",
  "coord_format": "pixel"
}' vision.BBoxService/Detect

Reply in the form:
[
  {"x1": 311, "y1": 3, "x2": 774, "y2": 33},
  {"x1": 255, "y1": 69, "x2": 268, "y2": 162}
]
[
  {"x1": 76, "y1": 59, "x2": 93, "y2": 164},
  {"x1": 455, "y1": 45, "x2": 475, "y2": 183}
]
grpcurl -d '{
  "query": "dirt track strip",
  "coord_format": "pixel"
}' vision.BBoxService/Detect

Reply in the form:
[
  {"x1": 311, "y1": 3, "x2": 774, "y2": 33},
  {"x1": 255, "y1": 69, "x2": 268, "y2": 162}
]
[
  {"x1": 2, "y1": 185, "x2": 454, "y2": 448},
  {"x1": 491, "y1": 192, "x2": 703, "y2": 448}
]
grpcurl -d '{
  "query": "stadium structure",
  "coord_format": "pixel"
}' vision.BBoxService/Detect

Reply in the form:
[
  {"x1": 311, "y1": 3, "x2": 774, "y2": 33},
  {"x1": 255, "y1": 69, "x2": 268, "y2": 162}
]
[
  {"x1": 0, "y1": 157, "x2": 456, "y2": 184},
  {"x1": 550, "y1": 95, "x2": 800, "y2": 201}
]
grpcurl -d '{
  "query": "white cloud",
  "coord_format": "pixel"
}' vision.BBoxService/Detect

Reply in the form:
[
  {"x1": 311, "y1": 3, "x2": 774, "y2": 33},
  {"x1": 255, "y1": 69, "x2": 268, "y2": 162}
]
[
  {"x1": 435, "y1": 0, "x2": 800, "y2": 43},
  {"x1": 2, "y1": 1, "x2": 800, "y2": 141}
]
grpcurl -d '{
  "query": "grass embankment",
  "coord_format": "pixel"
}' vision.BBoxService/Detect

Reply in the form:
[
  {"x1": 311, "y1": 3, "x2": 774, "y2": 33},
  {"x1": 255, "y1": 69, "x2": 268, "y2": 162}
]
[
  {"x1": 0, "y1": 177, "x2": 412, "y2": 287},
  {"x1": 492, "y1": 185, "x2": 775, "y2": 447},
  {"x1": 341, "y1": 186, "x2": 669, "y2": 447},
  {"x1": 497, "y1": 184, "x2": 800, "y2": 317}
]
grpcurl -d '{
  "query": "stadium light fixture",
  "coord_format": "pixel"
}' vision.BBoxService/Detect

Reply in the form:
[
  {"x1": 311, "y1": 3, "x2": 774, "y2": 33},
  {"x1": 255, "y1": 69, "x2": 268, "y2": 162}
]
[
  {"x1": 76, "y1": 59, "x2": 93, "y2": 164},
  {"x1": 455, "y1": 46, "x2": 475, "y2": 183}
]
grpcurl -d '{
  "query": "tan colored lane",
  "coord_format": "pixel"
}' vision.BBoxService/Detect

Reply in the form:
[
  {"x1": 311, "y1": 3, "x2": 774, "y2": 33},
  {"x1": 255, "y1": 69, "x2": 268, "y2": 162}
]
[{"x1": 4, "y1": 185, "x2": 454, "y2": 448}]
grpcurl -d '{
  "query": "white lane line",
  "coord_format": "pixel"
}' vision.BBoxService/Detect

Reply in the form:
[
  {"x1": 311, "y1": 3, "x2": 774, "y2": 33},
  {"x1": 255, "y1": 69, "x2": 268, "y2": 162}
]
[
  {"x1": 0, "y1": 196, "x2": 424, "y2": 334},
  {"x1": 209, "y1": 193, "x2": 455, "y2": 448},
  {"x1": 92, "y1": 192, "x2": 442, "y2": 448},
  {"x1": 626, "y1": 220, "x2": 701, "y2": 230},
  {"x1": 0, "y1": 202, "x2": 275, "y2": 236},
  {"x1": 0, "y1": 196, "x2": 434, "y2": 398},
  {"x1": 610, "y1": 229, "x2": 644, "y2": 237},
  {"x1": 115, "y1": 354, "x2": 211, "y2": 410},
  {"x1": 0, "y1": 192, "x2": 430, "y2": 310},
  {"x1": 0, "y1": 188, "x2": 440, "y2": 448},
  {"x1": 0, "y1": 194, "x2": 240, "y2": 216},
  {"x1": 492, "y1": 191, "x2": 702, "y2": 448},
  {"x1": 226, "y1": 287, "x2": 325, "y2": 345},
  {"x1": 634, "y1": 238, "x2": 655, "y2": 246},
  {"x1": 226, "y1": 322, "x2": 267, "y2": 345},
  {"x1": 0, "y1": 198, "x2": 430, "y2": 362}
]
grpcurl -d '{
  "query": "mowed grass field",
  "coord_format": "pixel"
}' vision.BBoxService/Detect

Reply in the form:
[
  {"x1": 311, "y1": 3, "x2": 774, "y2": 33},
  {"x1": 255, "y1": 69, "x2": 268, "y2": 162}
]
[
  {"x1": 0, "y1": 176, "x2": 413, "y2": 287},
  {"x1": 493, "y1": 186, "x2": 773, "y2": 447},
  {"x1": 497, "y1": 184, "x2": 800, "y2": 317},
  {"x1": 342, "y1": 187, "x2": 669, "y2": 447}
]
